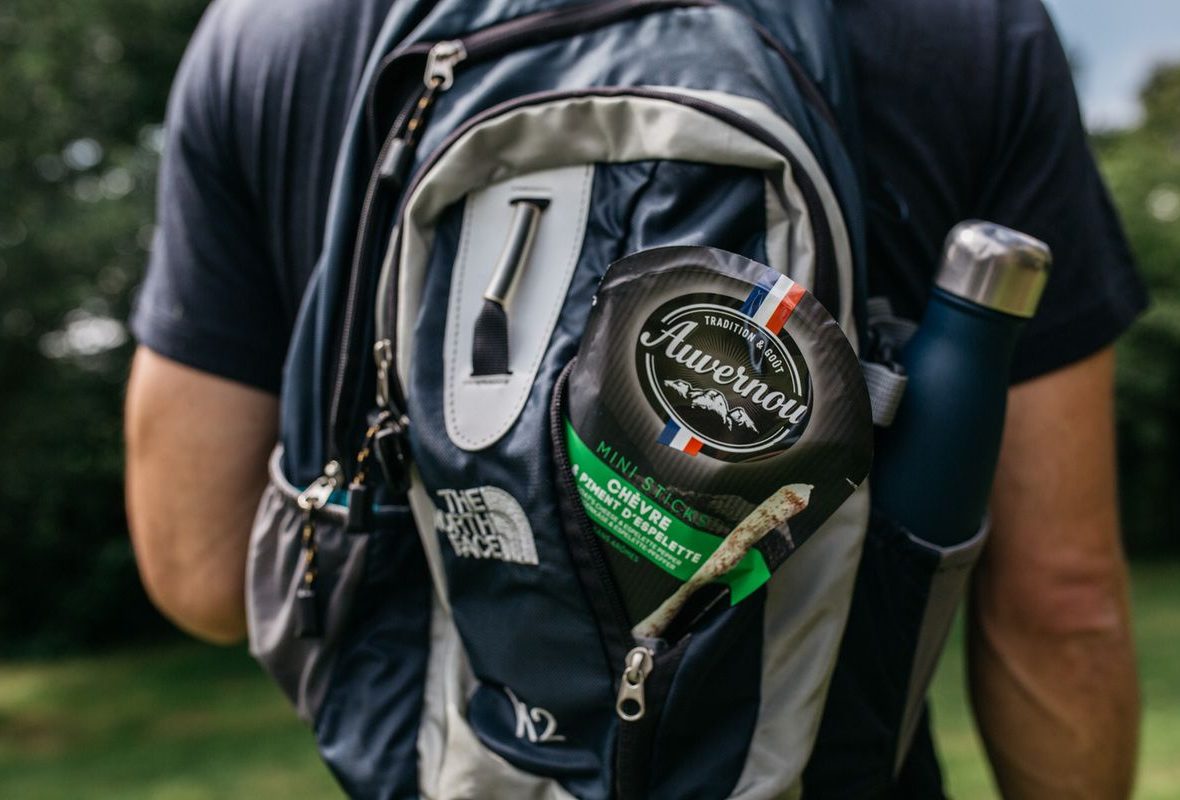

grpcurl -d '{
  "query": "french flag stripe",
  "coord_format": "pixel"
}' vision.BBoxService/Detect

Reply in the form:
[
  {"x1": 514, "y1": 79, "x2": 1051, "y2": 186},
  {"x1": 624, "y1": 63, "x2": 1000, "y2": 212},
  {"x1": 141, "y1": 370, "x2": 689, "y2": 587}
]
[
  {"x1": 749, "y1": 274, "x2": 795, "y2": 328},
  {"x1": 657, "y1": 419, "x2": 703, "y2": 456},
  {"x1": 764, "y1": 282, "x2": 807, "y2": 334},
  {"x1": 739, "y1": 271, "x2": 780, "y2": 318}
]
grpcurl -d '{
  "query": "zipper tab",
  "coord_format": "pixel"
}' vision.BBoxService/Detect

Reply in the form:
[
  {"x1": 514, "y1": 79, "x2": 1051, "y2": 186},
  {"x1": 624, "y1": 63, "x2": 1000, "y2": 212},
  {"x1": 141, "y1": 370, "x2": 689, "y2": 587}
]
[
  {"x1": 424, "y1": 40, "x2": 467, "y2": 90},
  {"x1": 294, "y1": 461, "x2": 341, "y2": 639},
  {"x1": 297, "y1": 460, "x2": 342, "y2": 511},
  {"x1": 372, "y1": 337, "x2": 412, "y2": 498},
  {"x1": 377, "y1": 139, "x2": 413, "y2": 188},
  {"x1": 373, "y1": 413, "x2": 413, "y2": 496},
  {"x1": 346, "y1": 412, "x2": 393, "y2": 532},
  {"x1": 616, "y1": 647, "x2": 654, "y2": 722}
]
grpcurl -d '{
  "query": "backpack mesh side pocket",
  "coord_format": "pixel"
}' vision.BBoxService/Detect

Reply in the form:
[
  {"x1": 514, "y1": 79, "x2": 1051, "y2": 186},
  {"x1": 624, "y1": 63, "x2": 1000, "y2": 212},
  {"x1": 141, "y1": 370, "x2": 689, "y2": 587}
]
[{"x1": 246, "y1": 447, "x2": 373, "y2": 723}]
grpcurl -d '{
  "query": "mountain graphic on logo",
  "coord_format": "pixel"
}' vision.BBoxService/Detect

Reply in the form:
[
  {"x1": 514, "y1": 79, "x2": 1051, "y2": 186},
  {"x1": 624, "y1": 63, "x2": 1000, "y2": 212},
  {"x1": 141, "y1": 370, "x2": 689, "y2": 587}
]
[{"x1": 663, "y1": 379, "x2": 759, "y2": 432}]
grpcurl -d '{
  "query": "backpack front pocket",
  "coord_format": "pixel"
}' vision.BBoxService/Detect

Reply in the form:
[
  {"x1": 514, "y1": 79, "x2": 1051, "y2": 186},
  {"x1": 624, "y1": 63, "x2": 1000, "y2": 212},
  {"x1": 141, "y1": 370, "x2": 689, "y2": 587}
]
[{"x1": 548, "y1": 242, "x2": 875, "y2": 799}]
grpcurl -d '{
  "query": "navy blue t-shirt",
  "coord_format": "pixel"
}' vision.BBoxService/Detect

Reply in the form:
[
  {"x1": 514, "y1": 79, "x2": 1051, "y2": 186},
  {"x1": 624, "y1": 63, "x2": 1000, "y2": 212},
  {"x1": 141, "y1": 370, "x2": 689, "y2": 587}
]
[{"x1": 131, "y1": 0, "x2": 1147, "y2": 393}]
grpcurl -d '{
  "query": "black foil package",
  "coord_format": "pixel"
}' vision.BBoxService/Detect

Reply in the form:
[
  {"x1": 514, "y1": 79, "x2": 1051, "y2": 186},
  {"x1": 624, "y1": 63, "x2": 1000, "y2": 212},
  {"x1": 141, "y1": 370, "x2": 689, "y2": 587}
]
[{"x1": 563, "y1": 247, "x2": 873, "y2": 627}]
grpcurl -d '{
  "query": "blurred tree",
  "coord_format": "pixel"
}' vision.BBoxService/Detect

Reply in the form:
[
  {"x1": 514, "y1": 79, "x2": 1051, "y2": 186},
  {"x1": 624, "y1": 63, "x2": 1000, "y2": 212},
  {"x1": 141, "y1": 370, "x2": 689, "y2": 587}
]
[
  {"x1": 1093, "y1": 63, "x2": 1180, "y2": 555},
  {"x1": 0, "y1": 0, "x2": 207, "y2": 653}
]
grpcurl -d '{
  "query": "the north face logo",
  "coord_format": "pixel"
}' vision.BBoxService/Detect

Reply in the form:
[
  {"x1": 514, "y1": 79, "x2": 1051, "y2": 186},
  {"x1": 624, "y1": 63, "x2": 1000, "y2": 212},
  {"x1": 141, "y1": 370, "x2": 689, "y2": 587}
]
[{"x1": 434, "y1": 486, "x2": 538, "y2": 565}]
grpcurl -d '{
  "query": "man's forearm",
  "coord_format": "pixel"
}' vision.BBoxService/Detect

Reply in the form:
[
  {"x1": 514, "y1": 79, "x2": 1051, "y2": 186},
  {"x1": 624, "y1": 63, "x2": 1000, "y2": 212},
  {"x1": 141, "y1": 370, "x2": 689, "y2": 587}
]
[
  {"x1": 968, "y1": 556, "x2": 1138, "y2": 798},
  {"x1": 967, "y1": 349, "x2": 1139, "y2": 798}
]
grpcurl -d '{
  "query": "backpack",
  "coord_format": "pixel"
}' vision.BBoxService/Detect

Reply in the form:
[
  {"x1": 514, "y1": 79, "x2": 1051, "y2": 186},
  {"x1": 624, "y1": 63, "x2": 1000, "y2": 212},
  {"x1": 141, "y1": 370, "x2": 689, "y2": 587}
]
[{"x1": 245, "y1": 1, "x2": 986, "y2": 797}]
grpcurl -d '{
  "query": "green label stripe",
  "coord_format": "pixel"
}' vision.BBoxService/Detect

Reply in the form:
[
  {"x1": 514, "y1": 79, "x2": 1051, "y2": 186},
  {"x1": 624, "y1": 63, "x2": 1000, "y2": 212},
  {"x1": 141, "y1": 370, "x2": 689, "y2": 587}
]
[{"x1": 564, "y1": 421, "x2": 770, "y2": 604}]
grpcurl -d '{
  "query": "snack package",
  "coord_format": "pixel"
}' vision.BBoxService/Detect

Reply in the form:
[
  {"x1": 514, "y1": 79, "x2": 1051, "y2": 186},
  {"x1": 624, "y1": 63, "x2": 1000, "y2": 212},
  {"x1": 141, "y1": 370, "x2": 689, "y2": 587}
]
[{"x1": 563, "y1": 246, "x2": 873, "y2": 628}]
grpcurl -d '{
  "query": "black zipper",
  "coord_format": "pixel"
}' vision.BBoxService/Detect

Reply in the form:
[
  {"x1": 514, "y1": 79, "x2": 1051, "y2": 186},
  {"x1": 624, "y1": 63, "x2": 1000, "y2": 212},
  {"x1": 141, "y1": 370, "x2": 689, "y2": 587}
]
[
  {"x1": 326, "y1": 0, "x2": 841, "y2": 468},
  {"x1": 324, "y1": 134, "x2": 401, "y2": 469},
  {"x1": 551, "y1": 362, "x2": 636, "y2": 664},
  {"x1": 367, "y1": 0, "x2": 713, "y2": 122},
  {"x1": 327, "y1": 37, "x2": 474, "y2": 469},
  {"x1": 367, "y1": 0, "x2": 837, "y2": 132}
]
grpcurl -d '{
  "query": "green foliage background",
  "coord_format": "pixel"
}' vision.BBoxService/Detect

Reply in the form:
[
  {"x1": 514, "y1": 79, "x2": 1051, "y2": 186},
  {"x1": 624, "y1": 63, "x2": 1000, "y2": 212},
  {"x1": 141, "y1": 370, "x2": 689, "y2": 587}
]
[
  {"x1": 0, "y1": 1, "x2": 1176, "y2": 653},
  {"x1": 0, "y1": 0, "x2": 207, "y2": 652},
  {"x1": 1093, "y1": 69, "x2": 1180, "y2": 553}
]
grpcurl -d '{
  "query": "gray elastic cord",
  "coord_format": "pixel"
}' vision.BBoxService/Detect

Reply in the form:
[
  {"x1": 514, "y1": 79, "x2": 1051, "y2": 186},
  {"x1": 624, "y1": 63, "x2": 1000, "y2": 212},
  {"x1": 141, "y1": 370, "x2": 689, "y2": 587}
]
[{"x1": 862, "y1": 361, "x2": 908, "y2": 427}]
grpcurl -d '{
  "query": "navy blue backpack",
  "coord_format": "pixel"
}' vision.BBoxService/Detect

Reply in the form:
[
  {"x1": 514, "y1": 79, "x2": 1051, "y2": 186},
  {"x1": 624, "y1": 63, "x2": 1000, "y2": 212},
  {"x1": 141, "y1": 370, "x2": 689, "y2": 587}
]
[{"x1": 245, "y1": 1, "x2": 985, "y2": 797}]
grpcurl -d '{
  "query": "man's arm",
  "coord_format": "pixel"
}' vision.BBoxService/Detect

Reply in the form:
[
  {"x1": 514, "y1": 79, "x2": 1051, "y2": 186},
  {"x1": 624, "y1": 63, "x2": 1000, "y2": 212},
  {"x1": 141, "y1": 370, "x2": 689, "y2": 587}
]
[
  {"x1": 969, "y1": 347, "x2": 1139, "y2": 798},
  {"x1": 125, "y1": 346, "x2": 278, "y2": 644}
]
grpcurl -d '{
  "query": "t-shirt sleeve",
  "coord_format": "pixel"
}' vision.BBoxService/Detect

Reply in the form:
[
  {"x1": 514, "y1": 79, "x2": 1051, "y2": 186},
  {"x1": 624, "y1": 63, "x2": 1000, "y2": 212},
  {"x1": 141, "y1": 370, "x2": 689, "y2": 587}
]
[
  {"x1": 130, "y1": 3, "x2": 288, "y2": 393},
  {"x1": 973, "y1": 0, "x2": 1148, "y2": 383}
]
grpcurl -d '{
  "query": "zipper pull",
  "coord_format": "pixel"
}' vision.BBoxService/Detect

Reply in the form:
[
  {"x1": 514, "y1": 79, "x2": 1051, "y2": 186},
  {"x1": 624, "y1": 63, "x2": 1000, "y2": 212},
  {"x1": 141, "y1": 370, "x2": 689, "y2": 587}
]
[
  {"x1": 378, "y1": 40, "x2": 467, "y2": 190},
  {"x1": 424, "y1": 40, "x2": 467, "y2": 90},
  {"x1": 294, "y1": 461, "x2": 342, "y2": 639},
  {"x1": 373, "y1": 412, "x2": 412, "y2": 497},
  {"x1": 371, "y1": 340, "x2": 413, "y2": 496},
  {"x1": 616, "y1": 647, "x2": 654, "y2": 722},
  {"x1": 346, "y1": 413, "x2": 392, "y2": 532},
  {"x1": 377, "y1": 138, "x2": 413, "y2": 189},
  {"x1": 297, "y1": 460, "x2": 342, "y2": 513},
  {"x1": 346, "y1": 479, "x2": 372, "y2": 532}
]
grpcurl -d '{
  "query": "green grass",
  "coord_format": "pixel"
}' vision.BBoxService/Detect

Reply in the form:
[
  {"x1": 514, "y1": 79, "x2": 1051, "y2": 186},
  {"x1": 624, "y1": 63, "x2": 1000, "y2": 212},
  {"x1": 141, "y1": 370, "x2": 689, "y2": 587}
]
[
  {"x1": 0, "y1": 644, "x2": 342, "y2": 799},
  {"x1": 0, "y1": 563, "x2": 1176, "y2": 798}
]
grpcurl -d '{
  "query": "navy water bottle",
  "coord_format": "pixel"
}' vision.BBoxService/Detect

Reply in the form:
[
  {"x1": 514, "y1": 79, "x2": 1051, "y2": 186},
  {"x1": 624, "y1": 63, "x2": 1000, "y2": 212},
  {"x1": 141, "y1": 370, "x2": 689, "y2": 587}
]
[{"x1": 872, "y1": 221, "x2": 1052, "y2": 546}]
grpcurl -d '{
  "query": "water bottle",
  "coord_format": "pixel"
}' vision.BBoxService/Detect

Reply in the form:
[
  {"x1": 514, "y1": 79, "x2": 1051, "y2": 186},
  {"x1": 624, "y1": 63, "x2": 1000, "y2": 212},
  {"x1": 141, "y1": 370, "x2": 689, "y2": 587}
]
[{"x1": 871, "y1": 221, "x2": 1052, "y2": 547}]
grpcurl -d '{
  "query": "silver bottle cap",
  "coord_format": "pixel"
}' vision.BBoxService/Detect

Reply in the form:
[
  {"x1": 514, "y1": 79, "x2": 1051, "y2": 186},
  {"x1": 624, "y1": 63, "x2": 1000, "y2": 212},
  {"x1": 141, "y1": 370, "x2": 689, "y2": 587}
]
[{"x1": 935, "y1": 221, "x2": 1052, "y2": 318}]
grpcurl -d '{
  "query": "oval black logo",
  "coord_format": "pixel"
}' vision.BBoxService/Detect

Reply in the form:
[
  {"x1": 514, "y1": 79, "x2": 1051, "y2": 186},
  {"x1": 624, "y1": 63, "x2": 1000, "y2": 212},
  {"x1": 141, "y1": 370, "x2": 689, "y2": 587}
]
[{"x1": 636, "y1": 294, "x2": 812, "y2": 462}]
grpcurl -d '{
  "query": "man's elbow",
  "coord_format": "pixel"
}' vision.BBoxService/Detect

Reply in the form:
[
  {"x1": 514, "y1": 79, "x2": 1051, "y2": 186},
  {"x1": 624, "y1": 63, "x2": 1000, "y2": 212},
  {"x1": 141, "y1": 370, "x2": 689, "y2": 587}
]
[
  {"x1": 131, "y1": 519, "x2": 249, "y2": 645},
  {"x1": 975, "y1": 544, "x2": 1132, "y2": 642}
]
